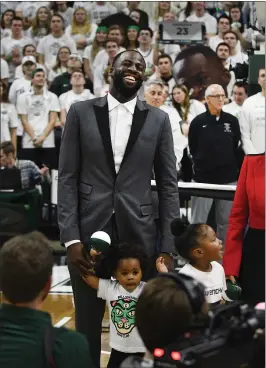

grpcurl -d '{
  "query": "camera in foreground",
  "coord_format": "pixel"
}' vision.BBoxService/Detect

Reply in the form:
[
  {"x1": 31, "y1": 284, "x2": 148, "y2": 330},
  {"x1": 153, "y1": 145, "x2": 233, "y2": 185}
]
[{"x1": 153, "y1": 301, "x2": 265, "y2": 368}]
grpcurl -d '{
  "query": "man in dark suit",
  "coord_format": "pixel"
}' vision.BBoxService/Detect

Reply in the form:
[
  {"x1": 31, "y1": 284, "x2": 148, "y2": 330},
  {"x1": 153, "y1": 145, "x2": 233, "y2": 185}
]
[{"x1": 57, "y1": 50, "x2": 180, "y2": 368}]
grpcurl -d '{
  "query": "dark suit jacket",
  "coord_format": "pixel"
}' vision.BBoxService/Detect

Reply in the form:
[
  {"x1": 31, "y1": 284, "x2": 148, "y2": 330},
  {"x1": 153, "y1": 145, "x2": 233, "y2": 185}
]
[{"x1": 57, "y1": 95, "x2": 180, "y2": 256}]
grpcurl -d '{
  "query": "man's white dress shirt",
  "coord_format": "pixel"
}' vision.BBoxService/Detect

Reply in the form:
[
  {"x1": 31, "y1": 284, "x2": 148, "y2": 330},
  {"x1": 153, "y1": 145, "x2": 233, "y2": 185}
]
[{"x1": 65, "y1": 93, "x2": 137, "y2": 247}]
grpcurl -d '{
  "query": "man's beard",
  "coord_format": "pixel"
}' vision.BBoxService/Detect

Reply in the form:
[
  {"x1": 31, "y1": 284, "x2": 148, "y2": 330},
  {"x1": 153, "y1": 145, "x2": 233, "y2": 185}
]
[{"x1": 112, "y1": 70, "x2": 143, "y2": 98}]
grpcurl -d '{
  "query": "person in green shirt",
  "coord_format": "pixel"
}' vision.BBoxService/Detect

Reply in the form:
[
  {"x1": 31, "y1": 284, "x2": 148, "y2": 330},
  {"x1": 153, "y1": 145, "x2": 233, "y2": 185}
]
[{"x1": 0, "y1": 231, "x2": 94, "y2": 368}]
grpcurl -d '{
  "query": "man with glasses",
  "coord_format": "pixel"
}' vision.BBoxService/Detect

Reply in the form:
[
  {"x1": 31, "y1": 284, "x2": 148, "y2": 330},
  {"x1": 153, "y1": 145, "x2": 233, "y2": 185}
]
[{"x1": 188, "y1": 84, "x2": 241, "y2": 245}]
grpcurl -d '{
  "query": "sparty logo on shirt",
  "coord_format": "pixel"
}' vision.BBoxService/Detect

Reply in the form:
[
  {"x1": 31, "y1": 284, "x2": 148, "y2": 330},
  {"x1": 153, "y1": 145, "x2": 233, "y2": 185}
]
[
  {"x1": 110, "y1": 297, "x2": 137, "y2": 338},
  {"x1": 49, "y1": 42, "x2": 62, "y2": 56}
]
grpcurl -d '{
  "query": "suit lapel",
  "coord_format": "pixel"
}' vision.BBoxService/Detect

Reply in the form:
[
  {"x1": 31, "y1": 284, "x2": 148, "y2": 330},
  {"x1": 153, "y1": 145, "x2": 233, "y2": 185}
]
[
  {"x1": 120, "y1": 99, "x2": 149, "y2": 168},
  {"x1": 93, "y1": 96, "x2": 116, "y2": 178}
]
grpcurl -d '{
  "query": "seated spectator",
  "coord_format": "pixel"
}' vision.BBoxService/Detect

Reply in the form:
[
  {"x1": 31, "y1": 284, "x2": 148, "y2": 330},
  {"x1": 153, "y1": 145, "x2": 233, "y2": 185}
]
[
  {"x1": 59, "y1": 70, "x2": 95, "y2": 125},
  {"x1": 14, "y1": 44, "x2": 46, "y2": 80},
  {"x1": 223, "y1": 30, "x2": 248, "y2": 68},
  {"x1": 49, "y1": 53, "x2": 93, "y2": 97},
  {"x1": 37, "y1": 14, "x2": 76, "y2": 71},
  {"x1": 65, "y1": 7, "x2": 97, "y2": 57},
  {"x1": 48, "y1": 46, "x2": 70, "y2": 86},
  {"x1": 0, "y1": 141, "x2": 48, "y2": 189},
  {"x1": 25, "y1": 6, "x2": 52, "y2": 47},
  {"x1": 0, "y1": 231, "x2": 93, "y2": 368},
  {"x1": 83, "y1": 26, "x2": 108, "y2": 80},
  {"x1": 0, "y1": 81, "x2": 19, "y2": 150}
]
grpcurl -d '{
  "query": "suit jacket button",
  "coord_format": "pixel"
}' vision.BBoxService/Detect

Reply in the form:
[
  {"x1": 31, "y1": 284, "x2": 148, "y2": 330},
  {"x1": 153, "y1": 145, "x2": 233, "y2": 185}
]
[{"x1": 115, "y1": 189, "x2": 119, "y2": 193}]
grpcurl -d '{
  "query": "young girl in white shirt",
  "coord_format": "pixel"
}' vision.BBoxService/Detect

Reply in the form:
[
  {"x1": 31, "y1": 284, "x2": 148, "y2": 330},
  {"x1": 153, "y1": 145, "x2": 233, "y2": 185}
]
[
  {"x1": 83, "y1": 242, "x2": 165, "y2": 368},
  {"x1": 158, "y1": 219, "x2": 227, "y2": 306}
]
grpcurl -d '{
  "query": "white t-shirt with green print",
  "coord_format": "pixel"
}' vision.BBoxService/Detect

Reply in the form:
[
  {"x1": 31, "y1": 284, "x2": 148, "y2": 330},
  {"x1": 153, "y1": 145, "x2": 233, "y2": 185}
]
[{"x1": 98, "y1": 279, "x2": 146, "y2": 353}]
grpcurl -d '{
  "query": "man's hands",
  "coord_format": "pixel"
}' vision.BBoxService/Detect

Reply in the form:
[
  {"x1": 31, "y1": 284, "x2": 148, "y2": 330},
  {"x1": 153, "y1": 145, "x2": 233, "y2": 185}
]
[{"x1": 67, "y1": 242, "x2": 95, "y2": 277}]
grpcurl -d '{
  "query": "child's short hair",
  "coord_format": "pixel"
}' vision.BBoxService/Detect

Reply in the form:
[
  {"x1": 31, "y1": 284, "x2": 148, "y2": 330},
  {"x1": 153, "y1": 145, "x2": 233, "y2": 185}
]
[
  {"x1": 109, "y1": 242, "x2": 148, "y2": 273},
  {"x1": 171, "y1": 219, "x2": 208, "y2": 262}
]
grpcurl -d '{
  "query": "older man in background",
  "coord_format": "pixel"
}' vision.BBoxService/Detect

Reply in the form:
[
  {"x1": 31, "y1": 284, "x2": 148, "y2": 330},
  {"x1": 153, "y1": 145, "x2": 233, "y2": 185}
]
[
  {"x1": 144, "y1": 79, "x2": 187, "y2": 173},
  {"x1": 188, "y1": 84, "x2": 241, "y2": 244}
]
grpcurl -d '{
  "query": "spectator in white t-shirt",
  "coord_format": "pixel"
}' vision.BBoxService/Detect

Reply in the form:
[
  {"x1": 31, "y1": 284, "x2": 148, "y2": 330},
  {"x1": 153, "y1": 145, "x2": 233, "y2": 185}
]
[
  {"x1": 83, "y1": 26, "x2": 108, "y2": 80},
  {"x1": 37, "y1": 14, "x2": 77, "y2": 71},
  {"x1": 48, "y1": 46, "x2": 70, "y2": 85},
  {"x1": 0, "y1": 16, "x2": 33, "y2": 83},
  {"x1": 50, "y1": 2, "x2": 74, "y2": 28},
  {"x1": 65, "y1": 7, "x2": 97, "y2": 57},
  {"x1": 0, "y1": 58, "x2": 9, "y2": 86},
  {"x1": 209, "y1": 15, "x2": 231, "y2": 51},
  {"x1": 239, "y1": 68, "x2": 265, "y2": 155},
  {"x1": 223, "y1": 31, "x2": 248, "y2": 68},
  {"x1": 216, "y1": 42, "x2": 235, "y2": 99},
  {"x1": 144, "y1": 79, "x2": 186, "y2": 171},
  {"x1": 92, "y1": 25, "x2": 126, "y2": 73},
  {"x1": 160, "y1": 219, "x2": 227, "y2": 306},
  {"x1": 223, "y1": 81, "x2": 248, "y2": 118},
  {"x1": 14, "y1": 44, "x2": 46, "y2": 80},
  {"x1": 0, "y1": 9, "x2": 14, "y2": 40},
  {"x1": 149, "y1": 54, "x2": 176, "y2": 105},
  {"x1": 0, "y1": 79, "x2": 19, "y2": 149},
  {"x1": 137, "y1": 27, "x2": 155, "y2": 79},
  {"x1": 17, "y1": 68, "x2": 60, "y2": 169},
  {"x1": 25, "y1": 6, "x2": 52, "y2": 48},
  {"x1": 186, "y1": 2, "x2": 217, "y2": 35},
  {"x1": 9, "y1": 56, "x2": 37, "y2": 107},
  {"x1": 88, "y1": 1, "x2": 117, "y2": 25},
  {"x1": 59, "y1": 70, "x2": 95, "y2": 125},
  {"x1": 93, "y1": 39, "x2": 120, "y2": 97}
]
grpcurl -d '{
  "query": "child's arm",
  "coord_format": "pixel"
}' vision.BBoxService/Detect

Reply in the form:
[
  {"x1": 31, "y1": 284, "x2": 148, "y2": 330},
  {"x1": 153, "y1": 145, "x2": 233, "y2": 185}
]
[
  {"x1": 82, "y1": 274, "x2": 99, "y2": 289},
  {"x1": 156, "y1": 257, "x2": 169, "y2": 273}
]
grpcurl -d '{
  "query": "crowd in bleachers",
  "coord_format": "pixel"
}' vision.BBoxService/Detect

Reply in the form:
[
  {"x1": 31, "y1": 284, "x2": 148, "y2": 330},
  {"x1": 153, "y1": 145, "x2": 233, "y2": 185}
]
[{"x1": 0, "y1": 1, "x2": 265, "y2": 221}]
